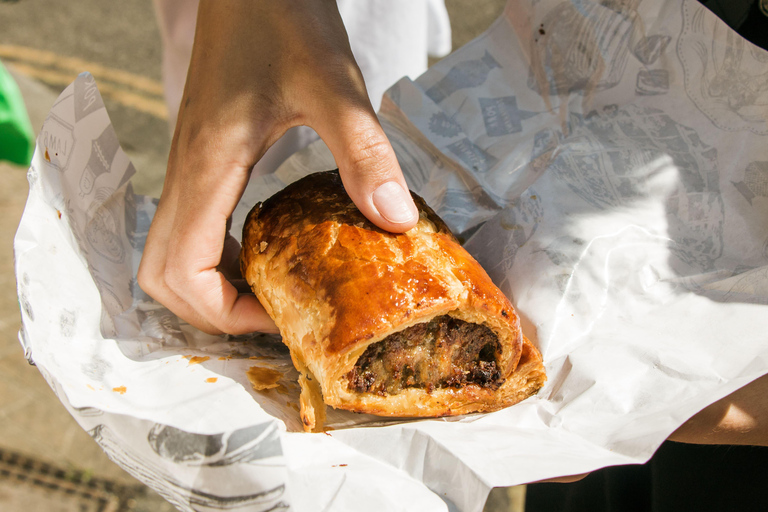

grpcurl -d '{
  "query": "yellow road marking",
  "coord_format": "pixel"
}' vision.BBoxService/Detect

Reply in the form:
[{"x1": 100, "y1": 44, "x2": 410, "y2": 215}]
[
  {"x1": 7, "y1": 62, "x2": 168, "y2": 120},
  {"x1": 0, "y1": 44, "x2": 164, "y2": 96}
]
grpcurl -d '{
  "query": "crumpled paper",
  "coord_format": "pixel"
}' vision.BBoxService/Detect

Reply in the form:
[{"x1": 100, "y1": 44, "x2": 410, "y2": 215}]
[{"x1": 14, "y1": 0, "x2": 768, "y2": 511}]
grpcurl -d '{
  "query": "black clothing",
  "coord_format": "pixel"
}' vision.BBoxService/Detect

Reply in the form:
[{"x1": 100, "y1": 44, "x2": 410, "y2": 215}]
[{"x1": 525, "y1": 442, "x2": 768, "y2": 512}]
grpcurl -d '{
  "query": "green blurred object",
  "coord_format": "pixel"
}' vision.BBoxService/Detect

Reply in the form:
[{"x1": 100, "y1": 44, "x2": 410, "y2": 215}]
[{"x1": 0, "y1": 59, "x2": 35, "y2": 166}]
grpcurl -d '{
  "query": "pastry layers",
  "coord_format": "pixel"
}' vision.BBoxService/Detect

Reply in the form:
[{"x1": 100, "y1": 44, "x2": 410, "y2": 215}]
[{"x1": 241, "y1": 170, "x2": 546, "y2": 431}]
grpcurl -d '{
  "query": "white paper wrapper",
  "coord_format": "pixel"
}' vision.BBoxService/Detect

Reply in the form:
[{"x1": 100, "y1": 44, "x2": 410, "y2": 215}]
[{"x1": 14, "y1": 1, "x2": 768, "y2": 511}]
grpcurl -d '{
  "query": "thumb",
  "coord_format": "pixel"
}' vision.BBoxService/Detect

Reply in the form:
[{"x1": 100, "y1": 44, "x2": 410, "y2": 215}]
[{"x1": 313, "y1": 107, "x2": 419, "y2": 233}]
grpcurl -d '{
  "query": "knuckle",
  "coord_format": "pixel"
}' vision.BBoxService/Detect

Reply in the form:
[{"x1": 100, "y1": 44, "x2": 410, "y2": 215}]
[
  {"x1": 136, "y1": 263, "x2": 161, "y2": 298},
  {"x1": 218, "y1": 318, "x2": 240, "y2": 336},
  {"x1": 198, "y1": 322, "x2": 224, "y2": 336},
  {"x1": 216, "y1": 299, "x2": 246, "y2": 335},
  {"x1": 210, "y1": 312, "x2": 237, "y2": 336},
  {"x1": 162, "y1": 263, "x2": 187, "y2": 294},
  {"x1": 345, "y1": 131, "x2": 394, "y2": 175}
]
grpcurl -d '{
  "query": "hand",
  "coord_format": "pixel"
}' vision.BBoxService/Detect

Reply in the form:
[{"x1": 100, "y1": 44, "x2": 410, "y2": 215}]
[{"x1": 138, "y1": 0, "x2": 419, "y2": 335}]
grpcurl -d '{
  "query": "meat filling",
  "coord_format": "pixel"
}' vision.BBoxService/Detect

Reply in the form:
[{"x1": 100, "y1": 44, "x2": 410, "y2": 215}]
[{"x1": 346, "y1": 316, "x2": 504, "y2": 396}]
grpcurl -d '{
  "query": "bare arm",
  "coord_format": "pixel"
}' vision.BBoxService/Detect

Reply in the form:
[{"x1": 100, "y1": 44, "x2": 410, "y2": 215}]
[
  {"x1": 138, "y1": 0, "x2": 418, "y2": 335},
  {"x1": 669, "y1": 373, "x2": 768, "y2": 446}
]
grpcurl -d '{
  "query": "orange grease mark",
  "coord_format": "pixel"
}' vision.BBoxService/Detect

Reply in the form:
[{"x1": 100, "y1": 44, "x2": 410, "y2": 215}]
[
  {"x1": 246, "y1": 366, "x2": 282, "y2": 391},
  {"x1": 205, "y1": 377, "x2": 218, "y2": 383},
  {"x1": 112, "y1": 386, "x2": 127, "y2": 394},
  {"x1": 185, "y1": 355, "x2": 210, "y2": 365},
  {"x1": 218, "y1": 356, "x2": 231, "y2": 361},
  {"x1": 86, "y1": 384, "x2": 95, "y2": 391}
]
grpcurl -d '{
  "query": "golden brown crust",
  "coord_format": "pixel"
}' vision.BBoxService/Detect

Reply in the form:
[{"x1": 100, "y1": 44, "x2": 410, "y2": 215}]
[{"x1": 241, "y1": 170, "x2": 546, "y2": 430}]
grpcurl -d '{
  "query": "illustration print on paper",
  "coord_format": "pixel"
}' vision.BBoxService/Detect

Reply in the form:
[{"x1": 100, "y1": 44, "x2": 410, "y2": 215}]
[
  {"x1": 479, "y1": 96, "x2": 539, "y2": 136},
  {"x1": 634, "y1": 34, "x2": 672, "y2": 96},
  {"x1": 678, "y1": 1, "x2": 768, "y2": 134},
  {"x1": 74, "y1": 72, "x2": 106, "y2": 122},
  {"x1": 86, "y1": 187, "x2": 126, "y2": 265},
  {"x1": 89, "y1": 423, "x2": 288, "y2": 512},
  {"x1": 426, "y1": 51, "x2": 501, "y2": 104},
  {"x1": 80, "y1": 125, "x2": 121, "y2": 197},
  {"x1": 732, "y1": 161, "x2": 768, "y2": 204},
  {"x1": 527, "y1": 0, "x2": 640, "y2": 95},
  {"x1": 40, "y1": 113, "x2": 75, "y2": 172},
  {"x1": 540, "y1": 104, "x2": 724, "y2": 271}
]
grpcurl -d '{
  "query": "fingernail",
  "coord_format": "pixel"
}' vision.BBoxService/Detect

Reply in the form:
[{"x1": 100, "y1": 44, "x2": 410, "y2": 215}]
[{"x1": 372, "y1": 181, "x2": 418, "y2": 225}]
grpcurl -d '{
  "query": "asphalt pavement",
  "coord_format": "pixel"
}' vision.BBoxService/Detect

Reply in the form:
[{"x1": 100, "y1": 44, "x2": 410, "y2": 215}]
[{"x1": 0, "y1": 1, "x2": 519, "y2": 511}]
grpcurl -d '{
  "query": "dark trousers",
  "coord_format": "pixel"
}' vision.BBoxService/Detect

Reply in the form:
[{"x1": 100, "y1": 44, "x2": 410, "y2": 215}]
[{"x1": 525, "y1": 442, "x2": 768, "y2": 512}]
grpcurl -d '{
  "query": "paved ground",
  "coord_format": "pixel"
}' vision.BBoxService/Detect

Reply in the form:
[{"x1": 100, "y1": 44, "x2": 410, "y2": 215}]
[
  {"x1": 1, "y1": 62, "x2": 175, "y2": 512},
  {"x1": 0, "y1": 1, "x2": 519, "y2": 511}
]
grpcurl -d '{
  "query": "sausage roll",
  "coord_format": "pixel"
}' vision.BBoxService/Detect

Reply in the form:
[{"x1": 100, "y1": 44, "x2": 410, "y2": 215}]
[{"x1": 240, "y1": 170, "x2": 546, "y2": 432}]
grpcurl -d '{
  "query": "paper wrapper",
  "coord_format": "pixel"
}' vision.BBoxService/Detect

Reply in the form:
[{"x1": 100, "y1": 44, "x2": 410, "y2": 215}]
[{"x1": 14, "y1": 1, "x2": 768, "y2": 510}]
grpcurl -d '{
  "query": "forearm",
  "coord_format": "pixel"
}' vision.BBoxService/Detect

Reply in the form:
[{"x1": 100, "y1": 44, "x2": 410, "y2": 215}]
[{"x1": 669, "y1": 373, "x2": 768, "y2": 446}]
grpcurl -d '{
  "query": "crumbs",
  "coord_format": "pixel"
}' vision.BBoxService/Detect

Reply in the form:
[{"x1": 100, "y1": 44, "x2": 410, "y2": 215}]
[
  {"x1": 246, "y1": 366, "x2": 283, "y2": 391},
  {"x1": 112, "y1": 386, "x2": 127, "y2": 394},
  {"x1": 185, "y1": 355, "x2": 210, "y2": 365}
]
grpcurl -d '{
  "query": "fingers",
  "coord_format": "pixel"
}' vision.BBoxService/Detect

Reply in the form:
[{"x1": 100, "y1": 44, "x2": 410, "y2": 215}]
[
  {"x1": 309, "y1": 84, "x2": 419, "y2": 234},
  {"x1": 319, "y1": 107, "x2": 419, "y2": 233},
  {"x1": 289, "y1": 2, "x2": 417, "y2": 233},
  {"x1": 138, "y1": 158, "x2": 278, "y2": 336},
  {"x1": 218, "y1": 231, "x2": 244, "y2": 282}
]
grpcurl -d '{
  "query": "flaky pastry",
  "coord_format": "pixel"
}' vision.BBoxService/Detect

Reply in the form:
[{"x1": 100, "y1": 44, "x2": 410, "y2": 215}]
[{"x1": 241, "y1": 170, "x2": 546, "y2": 431}]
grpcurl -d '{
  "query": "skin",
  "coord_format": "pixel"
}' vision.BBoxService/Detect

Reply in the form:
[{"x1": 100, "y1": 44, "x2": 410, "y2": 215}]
[
  {"x1": 138, "y1": 0, "x2": 767, "y2": 469},
  {"x1": 669, "y1": 373, "x2": 768, "y2": 446},
  {"x1": 542, "y1": 373, "x2": 768, "y2": 483},
  {"x1": 138, "y1": 0, "x2": 418, "y2": 335}
]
